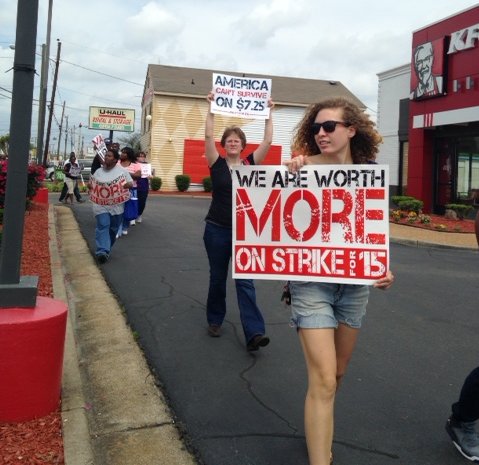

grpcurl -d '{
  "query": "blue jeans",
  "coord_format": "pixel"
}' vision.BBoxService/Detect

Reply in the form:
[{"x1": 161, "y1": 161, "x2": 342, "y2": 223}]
[
  {"x1": 452, "y1": 366, "x2": 479, "y2": 422},
  {"x1": 203, "y1": 222, "x2": 266, "y2": 344},
  {"x1": 95, "y1": 212, "x2": 123, "y2": 256},
  {"x1": 137, "y1": 189, "x2": 148, "y2": 216}
]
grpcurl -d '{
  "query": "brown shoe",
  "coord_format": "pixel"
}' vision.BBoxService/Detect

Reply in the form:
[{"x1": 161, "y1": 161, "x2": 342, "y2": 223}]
[
  {"x1": 208, "y1": 325, "x2": 221, "y2": 337},
  {"x1": 247, "y1": 335, "x2": 270, "y2": 351}
]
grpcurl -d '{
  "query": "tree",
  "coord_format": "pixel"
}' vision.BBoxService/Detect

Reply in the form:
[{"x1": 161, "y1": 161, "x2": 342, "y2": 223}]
[
  {"x1": 117, "y1": 132, "x2": 141, "y2": 153},
  {"x1": 0, "y1": 134, "x2": 10, "y2": 158}
]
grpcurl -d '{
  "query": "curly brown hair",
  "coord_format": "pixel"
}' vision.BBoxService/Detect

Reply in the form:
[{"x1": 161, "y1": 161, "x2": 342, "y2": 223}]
[
  {"x1": 220, "y1": 126, "x2": 247, "y2": 149},
  {"x1": 291, "y1": 97, "x2": 382, "y2": 163}
]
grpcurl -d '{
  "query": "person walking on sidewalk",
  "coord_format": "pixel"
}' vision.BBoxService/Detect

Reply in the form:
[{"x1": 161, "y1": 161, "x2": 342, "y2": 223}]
[
  {"x1": 89, "y1": 148, "x2": 133, "y2": 263},
  {"x1": 117, "y1": 146, "x2": 142, "y2": 236},
  {"x1": 135, "y1": 151, "x2": 151, "y2": 223},
  {"x1": 284, "y1": 97, "x2": 395, "y2": 465},
  {"x1": 203, "y1": 91, "x2": 274, "y2": 352},
  {"x1": 445, "y1": 209, "x2": 479, "y2": 463},
  {"x1": 59, "y1": 152, "x2": 84, "y2": 203},
  {"x1": 62, "y1": 152, "x2": 82, "y2": 205}
]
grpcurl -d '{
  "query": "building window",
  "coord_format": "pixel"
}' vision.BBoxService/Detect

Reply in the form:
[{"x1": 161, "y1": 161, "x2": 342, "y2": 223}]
[
  {"x1": 457, "y1": 137, "x2": 479, "y2": 204},
  {"x1": 399, "y1": 141, "x2": 409, "y2": 195}
]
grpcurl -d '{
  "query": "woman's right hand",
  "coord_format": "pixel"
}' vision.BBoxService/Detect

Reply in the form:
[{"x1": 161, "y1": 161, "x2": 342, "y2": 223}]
[
  {"x1": 206, "y1": 91, "x2": 214, "y2": 103},
  {"x1": 283, "y1": 155, "x2": 308, "y2": 173}
]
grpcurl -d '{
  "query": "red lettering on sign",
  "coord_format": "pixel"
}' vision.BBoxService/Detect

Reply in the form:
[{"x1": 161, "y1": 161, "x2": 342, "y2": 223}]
[{"x1": 235, "y1": 188, "x2": 386, "y2": 245}]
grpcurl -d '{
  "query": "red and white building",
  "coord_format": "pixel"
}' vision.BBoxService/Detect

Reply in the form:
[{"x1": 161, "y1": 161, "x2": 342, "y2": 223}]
[{"x1": 377, "y1": 5, "x2": 479, "y2": 213}]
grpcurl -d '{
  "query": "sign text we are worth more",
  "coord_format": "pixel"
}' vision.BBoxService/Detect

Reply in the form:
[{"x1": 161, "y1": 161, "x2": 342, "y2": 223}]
[{"x1": 232, "y1": 165, "x2": 390, "y2": 285}]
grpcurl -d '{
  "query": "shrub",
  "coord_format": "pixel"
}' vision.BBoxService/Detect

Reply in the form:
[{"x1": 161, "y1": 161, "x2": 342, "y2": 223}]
[
  {"x1": 390, "y1": 209, "x2": 401, "y2": 222},
  {"x1": 45, "y1": 181, "x2": 63, "y2": 193},
  {"x1": 407, "y1": 211, "x2": 418, "y2": 223},
  {"x1": 0, "y1": 160, "x2": 45, "y2": 209},
  {"x1": 391, "y1": 195, "x2": 415, "y2": 207},
  {"x1": 418, "y1": 214, "x2": 431, "y2": 224},
  {"x1": 397, "y1": 198, "x2": 423, "y2": 213},
  {"x1": 175, "y1": 174, "x2": 190, "y2": 192},
  {"x1": 445, "y1": 203, "x2": 473, "y2": 220},
  {"x1": 150, "y1": 176, "x2": 162, "y2": 191},
  {"x1": 202, "y1": 176, "x2": 212, "y2": 192}
]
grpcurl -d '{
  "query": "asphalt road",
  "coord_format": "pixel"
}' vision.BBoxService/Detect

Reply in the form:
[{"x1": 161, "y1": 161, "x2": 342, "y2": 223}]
[{"x1": 70, "y1": 194, "x2": 478, "y2": 465}]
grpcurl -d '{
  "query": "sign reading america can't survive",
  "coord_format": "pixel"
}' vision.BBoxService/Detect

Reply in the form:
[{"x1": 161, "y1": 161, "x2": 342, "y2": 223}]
[
  {"x1": 232, "y1": 165, "x2": 390, "y2": 285},
  {"x1": 211, "y1": 72, "x2": 271, "y2": 120}
]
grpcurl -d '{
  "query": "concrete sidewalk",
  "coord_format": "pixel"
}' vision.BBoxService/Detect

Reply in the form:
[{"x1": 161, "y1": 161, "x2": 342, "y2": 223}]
[{"x1": 50, "y1": 203, "x2": 477, "y2": 465}]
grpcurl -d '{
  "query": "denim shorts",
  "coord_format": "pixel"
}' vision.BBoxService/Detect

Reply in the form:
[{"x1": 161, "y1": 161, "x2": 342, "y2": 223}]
[{"x1": 289, "y1": 281, "x2": 370, "y2": 329}]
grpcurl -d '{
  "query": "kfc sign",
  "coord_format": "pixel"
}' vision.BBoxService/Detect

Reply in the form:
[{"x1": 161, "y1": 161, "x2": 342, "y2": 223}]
[{"x1": 448, "y1": 22, "x2": 479, "y2": 54}]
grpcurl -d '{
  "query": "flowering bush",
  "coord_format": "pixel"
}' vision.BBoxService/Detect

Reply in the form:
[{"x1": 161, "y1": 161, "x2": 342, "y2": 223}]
[
  {"x1": 0, "y1": 160, "x2": 45, "y2": 212},
  {"x1": 391, "y1": 209, "x2": 402, "y2": 222},
  {"x1": 407, "y1": 211, "x2": 418, "y2": 223},
  {"x1": 418, "y1": 214, "x2": 431, "y2": 224}
]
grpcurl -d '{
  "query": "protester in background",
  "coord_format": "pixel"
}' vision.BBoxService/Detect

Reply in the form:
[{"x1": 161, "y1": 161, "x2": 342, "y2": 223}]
[
  {"x1": 62, "y1": 152, "x2": 81, "y2": 205},
  {"x1": 203, "y1": 91, "x2": 274, "y2": 351},
  {"x1": 91, "y1": 138, "x2": 114, "y2": 175},
  {"x1": 284, "y1": 97, "x2": 394, "y2": 465},
  {"x1": 135, "y1": 151, "x2": 151, "y2": 223},
  {"x1": 59, "y1": 152, "x2": 84, "y2": 203},
  {"x1": 89, "y1": 148, "x2": 132, "y2": 264},
  {"x1": 117, "y1": 146, "x2": 141, "y2": 236},
  {"x1": 445, "y1": 209, "x2": 479, "y2": 463}
]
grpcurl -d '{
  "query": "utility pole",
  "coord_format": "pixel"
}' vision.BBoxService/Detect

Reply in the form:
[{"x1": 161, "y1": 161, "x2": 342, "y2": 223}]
[
  {"x1": 71, "y1": 125, "x2": 75, "y2": 152},
  {"x1": 35, "y1": 0, "x2": 53, "y2": 165},
  {"x1": 35, "y1": 43, "x2": 47, "y2": 164},
  {"x1": 43, "y1": 39, "x2": 61, "y2": 167},
  {"x1": 56, "y1": 100, "x2": 65, "y2": 159},
  {"x1": 63, "y1": 115, "x2": 69, "y2": 159},
  {"x1": 77, "y1": 123, "x2": 82, "y2": 156}
]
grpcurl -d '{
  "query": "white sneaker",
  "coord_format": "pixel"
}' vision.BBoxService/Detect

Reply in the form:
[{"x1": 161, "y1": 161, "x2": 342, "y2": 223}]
[
  {"x1": 446, "y1": 417, "x2": 479, "y2": 462},
  {"x1": 136, "y1": 216, "x2": 142, "y2": 223},
  {"x1": 130, "y1": 219, "x2": 136, "y2": 226},
  {"x1": 122, "y1": 230, "x2": 128, "y2": 236}
]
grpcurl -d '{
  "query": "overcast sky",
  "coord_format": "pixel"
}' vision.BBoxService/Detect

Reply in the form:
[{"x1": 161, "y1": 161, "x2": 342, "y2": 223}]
[{"x1": 0, "y1": 0, "x2": 478, "y2": 155}]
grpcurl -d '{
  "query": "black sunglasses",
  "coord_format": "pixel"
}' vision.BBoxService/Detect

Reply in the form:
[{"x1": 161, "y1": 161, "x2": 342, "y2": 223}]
[{"x1": 311, "y1": 120, "x2": 350, "y2": 134}]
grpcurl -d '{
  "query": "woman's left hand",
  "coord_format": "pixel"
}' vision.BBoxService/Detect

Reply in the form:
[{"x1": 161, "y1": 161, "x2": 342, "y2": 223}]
[{"x1": 373, "y1": 270, "x2": 394, "y2": 290}]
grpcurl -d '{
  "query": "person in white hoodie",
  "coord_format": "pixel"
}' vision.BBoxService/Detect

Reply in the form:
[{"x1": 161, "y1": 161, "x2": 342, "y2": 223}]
[{"x1": 89, "y1": 148, "x2": 132, "y2": 263}]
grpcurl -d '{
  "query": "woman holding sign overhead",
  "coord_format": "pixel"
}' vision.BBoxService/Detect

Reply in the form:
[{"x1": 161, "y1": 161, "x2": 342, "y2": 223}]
[
  {"x1": 284, "y1": 97, "x2": 394, "y2": 465},
  {"x1": 203, "y1": 91, "x2": 274, "y2": 352}
]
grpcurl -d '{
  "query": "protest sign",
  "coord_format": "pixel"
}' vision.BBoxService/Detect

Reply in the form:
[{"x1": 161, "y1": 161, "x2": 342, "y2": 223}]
[
  {"x1": 91, "y1": 134, "x2": 107, "y2": 162},
  {"x1": 69, "y1": 165, "x2": 81, "y2": 177},
  {"x1": 140, "y1": 163, "x2": 152, "y2": 178},
  {"x1": 89, "y1": 174, "x2": 131, "y2": 206},
  {"x1": 232, "y1": 165, "x2": 390, "y2": 285},
  {"x1": 211, "y1": 73, "x2": 271, "y2": 119}
]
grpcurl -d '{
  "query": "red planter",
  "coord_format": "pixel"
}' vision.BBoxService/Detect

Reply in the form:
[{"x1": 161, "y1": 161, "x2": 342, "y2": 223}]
[
  {"x1": 33, "y1": 187, "x2": 49, "y2": 204},
  {"x1": 0, "y1": 297, "x2": 67, "y2": 422}
]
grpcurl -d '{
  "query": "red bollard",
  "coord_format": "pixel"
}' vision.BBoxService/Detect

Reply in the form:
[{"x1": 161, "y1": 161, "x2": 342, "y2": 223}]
[{"x1": 0, "y1": 297, "x2": 67, "y2": 422}]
